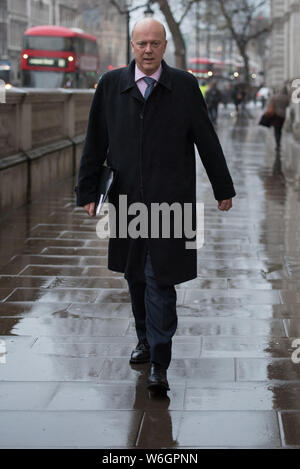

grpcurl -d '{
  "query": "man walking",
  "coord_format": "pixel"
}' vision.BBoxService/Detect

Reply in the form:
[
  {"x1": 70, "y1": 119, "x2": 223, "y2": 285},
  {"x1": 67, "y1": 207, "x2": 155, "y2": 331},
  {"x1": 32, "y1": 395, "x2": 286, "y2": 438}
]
[
  {"x1": 205, "y1": 81, "x2": 222, "y2": 125},
  {"x1": 76, "y1": 18, "x2": 236, "y2": 395}
]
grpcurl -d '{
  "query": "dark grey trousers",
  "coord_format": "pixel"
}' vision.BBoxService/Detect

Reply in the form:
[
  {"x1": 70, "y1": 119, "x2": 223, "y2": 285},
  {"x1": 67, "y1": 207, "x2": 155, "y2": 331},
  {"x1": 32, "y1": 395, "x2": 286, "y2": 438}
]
[{"x1": 127, "y1": 250, "x2": 178, "y2": 369}]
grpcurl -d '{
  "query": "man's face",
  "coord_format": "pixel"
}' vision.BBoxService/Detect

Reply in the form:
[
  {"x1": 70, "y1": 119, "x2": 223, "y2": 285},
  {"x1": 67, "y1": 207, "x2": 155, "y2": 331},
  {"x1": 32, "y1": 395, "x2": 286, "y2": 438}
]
[{"x1": 131, "y1": 22, "x2": 167, "y2": 76}]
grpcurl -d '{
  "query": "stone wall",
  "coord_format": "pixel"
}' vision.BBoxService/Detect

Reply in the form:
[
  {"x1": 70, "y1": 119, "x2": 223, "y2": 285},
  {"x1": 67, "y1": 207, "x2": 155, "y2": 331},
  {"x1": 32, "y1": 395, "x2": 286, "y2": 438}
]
[{"x1": 0, "y1": 88, "x2": 94, "y2": 213}]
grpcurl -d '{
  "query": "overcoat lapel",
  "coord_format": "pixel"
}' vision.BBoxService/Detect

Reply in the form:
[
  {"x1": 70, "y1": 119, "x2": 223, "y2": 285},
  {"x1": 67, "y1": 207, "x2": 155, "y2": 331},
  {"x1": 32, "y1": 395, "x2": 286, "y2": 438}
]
[{"x1": 120, "y1": 61, "x2": 144, "y2": 104}]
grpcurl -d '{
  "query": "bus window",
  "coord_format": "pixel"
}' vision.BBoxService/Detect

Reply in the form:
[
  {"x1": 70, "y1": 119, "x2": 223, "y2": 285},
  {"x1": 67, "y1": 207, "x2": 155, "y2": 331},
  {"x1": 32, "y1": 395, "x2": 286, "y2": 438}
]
[
  {"x1": 73, "y1": 37, "x2": 84, "y2": 54},
  {"x1": 85, "y1": 40, "x2": 98, "y2": 55},
  {"x1": 23, "y1": 36, "x2": 73, "y2": 51}
]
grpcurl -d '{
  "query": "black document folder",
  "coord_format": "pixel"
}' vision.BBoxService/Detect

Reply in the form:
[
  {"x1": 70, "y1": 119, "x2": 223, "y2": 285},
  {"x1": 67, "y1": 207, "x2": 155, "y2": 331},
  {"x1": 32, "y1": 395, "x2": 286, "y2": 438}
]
[{"x1": 95, "y1": 165, "x2": 115, "y2": 215}]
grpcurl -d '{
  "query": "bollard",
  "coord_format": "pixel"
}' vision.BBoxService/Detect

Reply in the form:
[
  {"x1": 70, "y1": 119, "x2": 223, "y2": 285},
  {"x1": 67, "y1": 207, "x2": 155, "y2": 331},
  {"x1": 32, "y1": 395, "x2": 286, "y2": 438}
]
[
  {"x1": 0, "y1": 339, "x2": 6, "y2": 364},
  {"x1": 0, "y1": 79, "x2": 6, "y2": 103}
]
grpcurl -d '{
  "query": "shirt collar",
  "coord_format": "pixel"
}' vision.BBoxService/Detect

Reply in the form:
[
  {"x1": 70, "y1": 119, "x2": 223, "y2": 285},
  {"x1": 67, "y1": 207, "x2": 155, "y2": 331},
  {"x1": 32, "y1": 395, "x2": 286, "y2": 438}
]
[
  {"x1": 135, "y1": 63, "x2": 162, "y2": 83},
  {"x1": 120, "y1": 60, "x2": 172, "y2": 94}
]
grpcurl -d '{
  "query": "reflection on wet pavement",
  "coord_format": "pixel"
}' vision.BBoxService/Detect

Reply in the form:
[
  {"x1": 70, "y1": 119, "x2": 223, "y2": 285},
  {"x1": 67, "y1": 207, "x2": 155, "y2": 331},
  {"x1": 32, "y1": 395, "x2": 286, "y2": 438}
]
[{"x1": 1, "y1": 108, "x2": 300, "y2": 448}]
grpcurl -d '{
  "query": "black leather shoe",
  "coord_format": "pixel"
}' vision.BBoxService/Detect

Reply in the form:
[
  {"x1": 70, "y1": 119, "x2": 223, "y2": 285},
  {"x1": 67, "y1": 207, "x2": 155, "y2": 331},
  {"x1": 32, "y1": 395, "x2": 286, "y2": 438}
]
[
  {"x1": 129, "y1": 342, "x2": 150, "y2": 364},
  {"x1": 147, "y1": 363, "x2": 170, "y2": 393}
]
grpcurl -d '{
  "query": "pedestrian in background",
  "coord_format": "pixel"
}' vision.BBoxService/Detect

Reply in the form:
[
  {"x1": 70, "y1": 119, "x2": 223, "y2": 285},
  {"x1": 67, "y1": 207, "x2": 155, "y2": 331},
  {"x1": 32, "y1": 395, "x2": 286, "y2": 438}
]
[
  {"x1": 205, "y1": 81, "x2": 222, "y2": 125},
  {"x1": 252, "y1": 86, "x2": 258, "y2": 107},
  {"x1": 222, "y1": 83, "x2": 232, "y2": 110},
  {"x1": 232, "y1": 85, "x2": 246, "y2": 113},
  {"x1": 266, "y1": 84, "x2": 290, "y2": 151},
  {"x1": 200, "y1": 80, "x2": 208, "y2": 98},
  {"x1": 76, "y1": 18, "x2": 235, "y2": 396}
]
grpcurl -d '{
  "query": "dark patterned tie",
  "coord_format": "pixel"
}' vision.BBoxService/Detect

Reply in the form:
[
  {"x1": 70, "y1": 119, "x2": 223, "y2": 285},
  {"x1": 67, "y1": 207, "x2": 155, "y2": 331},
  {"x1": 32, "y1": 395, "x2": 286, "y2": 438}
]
[{"x1": 143, "y1": 77, "x2": 156, "y2": 100}]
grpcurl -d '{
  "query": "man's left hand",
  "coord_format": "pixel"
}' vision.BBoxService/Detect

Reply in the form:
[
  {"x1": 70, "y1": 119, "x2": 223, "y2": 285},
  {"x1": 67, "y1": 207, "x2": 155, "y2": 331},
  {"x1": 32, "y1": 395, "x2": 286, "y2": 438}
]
[{"x1": 218, "y1": 199, "x2": 232, "y2": 211}]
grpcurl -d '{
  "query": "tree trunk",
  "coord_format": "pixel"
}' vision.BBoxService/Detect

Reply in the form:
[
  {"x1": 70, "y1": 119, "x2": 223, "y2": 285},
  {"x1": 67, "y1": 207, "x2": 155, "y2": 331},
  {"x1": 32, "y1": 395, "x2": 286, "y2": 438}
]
[
  {"x1": 155, "y1": 0, "x2": 187, "y2": 70},
  {"x1": 242, "y1": 52, "x2": 251, "y2": 87},
  {"x1": 238, "y1": 44, "x2": 251, "y2": 91}
]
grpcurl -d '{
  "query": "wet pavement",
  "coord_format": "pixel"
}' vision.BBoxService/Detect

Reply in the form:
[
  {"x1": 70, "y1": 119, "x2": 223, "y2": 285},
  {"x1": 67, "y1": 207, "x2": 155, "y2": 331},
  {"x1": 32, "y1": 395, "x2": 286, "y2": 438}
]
[{"x1": 1, "y1": 105, "x2": 300, "y2": 448}]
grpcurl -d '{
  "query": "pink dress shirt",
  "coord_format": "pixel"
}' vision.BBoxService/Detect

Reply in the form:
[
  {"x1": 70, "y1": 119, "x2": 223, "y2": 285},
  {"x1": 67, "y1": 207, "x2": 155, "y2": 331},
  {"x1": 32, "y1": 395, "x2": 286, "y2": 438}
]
[{"x1": 135, "y1": 63, "x2": 162, "y2": 97}]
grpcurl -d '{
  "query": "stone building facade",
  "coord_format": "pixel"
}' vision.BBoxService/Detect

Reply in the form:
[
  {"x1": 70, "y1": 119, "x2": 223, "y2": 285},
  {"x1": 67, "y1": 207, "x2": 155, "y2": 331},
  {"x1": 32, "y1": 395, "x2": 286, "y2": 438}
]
[
  {"x1": 268, "y1": 0, "x2": 300, "y2": 138},
  {"x1": 267, "y1": 0, "x2": 286, "y2": 88},
  {"x1": 264, "y1": 0, "x2": 300, "y2": 191}
]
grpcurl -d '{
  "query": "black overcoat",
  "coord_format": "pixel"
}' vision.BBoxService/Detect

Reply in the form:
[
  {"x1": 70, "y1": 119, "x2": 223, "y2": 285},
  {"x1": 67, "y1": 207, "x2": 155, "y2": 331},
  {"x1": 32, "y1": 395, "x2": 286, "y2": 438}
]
[{"x1": 76, "y1": 60, "x2": 236, "y2": 286}]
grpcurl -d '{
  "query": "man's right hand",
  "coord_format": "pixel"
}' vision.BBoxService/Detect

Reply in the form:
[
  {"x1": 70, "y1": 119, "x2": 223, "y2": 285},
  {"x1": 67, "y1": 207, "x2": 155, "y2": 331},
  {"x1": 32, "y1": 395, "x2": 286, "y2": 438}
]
[{"x1": 84, "y1": 202, "x2": 96, "y2": 217}]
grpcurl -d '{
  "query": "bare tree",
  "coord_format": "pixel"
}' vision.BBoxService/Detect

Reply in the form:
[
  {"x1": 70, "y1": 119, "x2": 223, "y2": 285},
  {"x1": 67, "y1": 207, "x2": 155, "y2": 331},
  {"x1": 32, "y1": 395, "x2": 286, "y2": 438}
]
[
  {"x1": 151, "y1": 0, "x2": 198, "y2": 70},
  {"x1": 153, "y1": 0, "x2": 271, "y2": 76},
  {"x1": 213, "y1": 0, "x2": 271, "y2": 85}
]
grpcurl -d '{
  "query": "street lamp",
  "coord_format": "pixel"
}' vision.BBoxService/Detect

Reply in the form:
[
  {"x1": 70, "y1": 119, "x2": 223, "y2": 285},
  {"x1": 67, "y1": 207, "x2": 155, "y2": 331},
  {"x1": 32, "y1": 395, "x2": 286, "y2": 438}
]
[
  {"x1": 110, "y1": 0, "x2": 133, "y2": 64},
  {"x1": 125, "y1": 0, "x2": 133, "y2": 66},
  {"x1": 144, "y1": 1, "x2": 154, "y2": 17},
  {"x1": 111, "y1": 0, "x2": 154, "y2": 65}
]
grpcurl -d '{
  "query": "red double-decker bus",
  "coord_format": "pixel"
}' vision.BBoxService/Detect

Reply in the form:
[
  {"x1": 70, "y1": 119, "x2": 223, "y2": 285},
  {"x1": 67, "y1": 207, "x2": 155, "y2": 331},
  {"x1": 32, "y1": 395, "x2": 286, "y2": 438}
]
[
  {"x1": 188, "y1": 57, "x2": 245, "y2": 81},
  {"x1": 188, "y1": 58, "x2": 225, "y2": 79},
  {"x1": 21, "y1": 25, "x2": 100, "y2": 88}
]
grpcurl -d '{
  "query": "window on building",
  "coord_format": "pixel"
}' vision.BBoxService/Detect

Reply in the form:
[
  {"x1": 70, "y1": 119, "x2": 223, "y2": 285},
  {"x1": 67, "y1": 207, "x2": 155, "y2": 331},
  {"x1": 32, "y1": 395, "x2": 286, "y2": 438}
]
[
  {"x1": 0, "y1": 0, "x2": 8, "y2": 21},
  {"x1": 31, "y1": 0, "x2": 50, "y2": 24},
  {"x1": 59, "y1": 5, "x2": 79, "y2": 28},
  {"x1": 0, "y1": 23, "x2": 7, "y2": 55},
  {"x1": 10, "y1": 0, "x2": 26, "y2": 15},
  {"x1": 9, "y1": 19, "x2": 27, "y2": 49}
]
